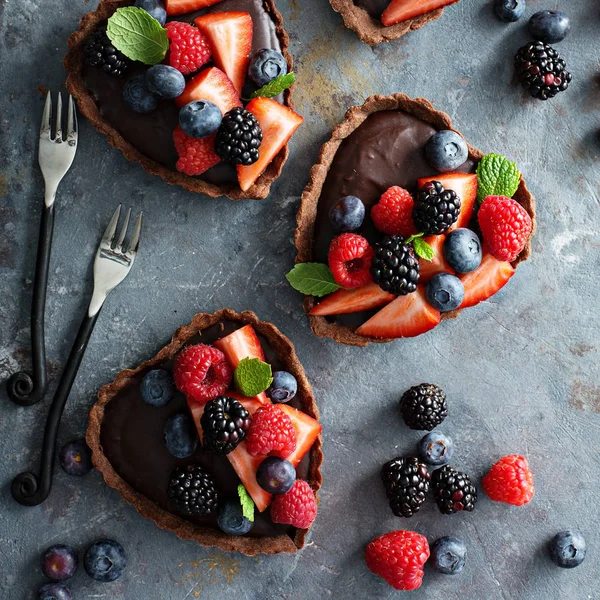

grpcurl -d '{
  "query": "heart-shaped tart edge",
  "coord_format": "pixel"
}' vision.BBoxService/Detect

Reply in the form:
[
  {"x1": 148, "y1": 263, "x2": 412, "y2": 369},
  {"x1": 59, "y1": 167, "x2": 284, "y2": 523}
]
[
  {"x1": 87, "y1": 309, "x2": 323, "y2": 555},
  {"x1": 65, "y1": 0, "x2": 294, "y2": 200},
  {"x1": 294, "y1": 93, "x2": 536, "y2": 347}
]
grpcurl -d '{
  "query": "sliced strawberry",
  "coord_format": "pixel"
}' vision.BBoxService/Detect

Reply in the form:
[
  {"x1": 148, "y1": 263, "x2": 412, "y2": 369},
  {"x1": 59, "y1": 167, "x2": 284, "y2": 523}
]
[
  {"x1": 175, "y1": 67, "x2": 242, "y2": 115},
  {"x1": 165, "y1": 0, "x2": 222, "y2": 15},
  {"x1": 459, "y1": 250, "x2": 515, "y2": 308},
  {"x1": 356, "y1": 286, "x2": 441, "y2": 339},
  {"x1": 195, "y1": 12, "x2": 253, "y2": 95},
  {"x1": 418, "y1": 235, "x2": 455, "y2": 284},
  {"x1": 309, "y1": 282, "x2": 394, "y2": 316},
  {"x1": 382, "y1": 0, "x2": 460, "y2": 26},
  {"x1": 237, "y1": 97, "x2": 303, "y2": 192},
  {"x1": 279, "y1": 404, "x2": 322, "y2": 468}
]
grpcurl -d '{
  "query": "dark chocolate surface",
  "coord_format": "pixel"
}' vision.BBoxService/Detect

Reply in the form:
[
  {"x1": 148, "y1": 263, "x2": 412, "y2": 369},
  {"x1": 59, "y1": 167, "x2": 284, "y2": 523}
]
[{"x1": 353, "y1": 0, "x2": 389, "y2": 20}]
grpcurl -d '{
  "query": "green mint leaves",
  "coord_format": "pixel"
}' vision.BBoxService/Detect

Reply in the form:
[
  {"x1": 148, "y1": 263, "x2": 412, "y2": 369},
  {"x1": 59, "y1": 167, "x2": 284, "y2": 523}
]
[
  {"x1": 286, "y1": 263, "x2": 342, "y2": 296},
  {"x1": 476, "y1": 153, "x2": 521, "y2": 204},
  {"x1": 237, "y1": 484, "x2": 255, "y2": 522},
  {"x1": 251, "y1": 72, "x2": 296, "y2": 99},
  {"x1": 107, "y1": 7, "x2": 168, "y2": 65},
  {"x1": 406, "y1": 233, "x2": 435, "y2": 262},
  {"x1": 234, "y1": 358, "x2": 273, "y2": 397}
]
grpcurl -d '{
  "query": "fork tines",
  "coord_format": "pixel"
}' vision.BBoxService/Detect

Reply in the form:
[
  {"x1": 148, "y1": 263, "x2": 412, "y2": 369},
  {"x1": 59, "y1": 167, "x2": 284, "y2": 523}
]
[
  {"x1": 102, "y1": 205, "x2": 143, "y2": 255},
  {"x1": 40, "y1": 91, "x2": 77, "y2": 144}
]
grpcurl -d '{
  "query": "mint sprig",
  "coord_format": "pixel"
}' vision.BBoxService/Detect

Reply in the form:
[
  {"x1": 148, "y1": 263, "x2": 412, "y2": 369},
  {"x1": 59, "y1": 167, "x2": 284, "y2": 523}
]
[
  {"x1": 476, "y1": 153, "x2": 521, "y2": 204},
  {"x1": 234, "y1": 357, "x2": 273, "y2": 397},
  {"x1": 286, "y1": 263, "x2": 341, "y2": 296},
  {"x1": 250, "y1": 72, "x2": 296, "y2": 99},
  {"x1": 406, "y1": 233, "x2": 435, "y2": 262},
  {"x1": 237, "y1": 484, "x2": 255, "y2": 522}
]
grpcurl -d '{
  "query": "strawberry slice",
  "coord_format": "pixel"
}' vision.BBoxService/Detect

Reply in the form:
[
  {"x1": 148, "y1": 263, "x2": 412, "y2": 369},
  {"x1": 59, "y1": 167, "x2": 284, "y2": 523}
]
[
  {"x1": 278, "y1": 404, "x2": 322, "y2": 468},
  {"x1": 382, "y1": 0, "x2": 460, "y2": 26},
  {"x1": 165, "y1": 0, "x2": 222, "y2": 15},
  {"x1": 418, "y1": 235, "x2": 455, "y2": 284},
  {"x1": 309, "y1": 282, "x2": 394, "y2": 316},
  {"x1": 356, "y1": 286, "x2": 441, "y2": 339},
  {"x1": 195, "y1": 12, "x2": 253, "y2": 95},
  {"x1": 175, "y1": 67, "x2": 242, "y2": 115},
  {"x1": 459, "y1": 250, "x2": 515, "y2": 308},
  {"x1": 237, "y1": 97, "x2": 303, "y2": 192}
]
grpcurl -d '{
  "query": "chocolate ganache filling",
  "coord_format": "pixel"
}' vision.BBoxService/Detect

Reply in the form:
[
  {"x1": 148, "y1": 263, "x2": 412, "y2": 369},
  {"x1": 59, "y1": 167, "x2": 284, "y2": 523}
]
[{"x1": 353, "y1": 0, "x2": 390, "y2": 20}]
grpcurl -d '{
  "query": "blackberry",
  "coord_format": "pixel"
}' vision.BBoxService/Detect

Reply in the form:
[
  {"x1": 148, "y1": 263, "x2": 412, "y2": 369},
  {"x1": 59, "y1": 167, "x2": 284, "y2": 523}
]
[
  {"x1": 200, "y1": 396, "x2": 251, "y2": 455},
  {"x1": 381, "y1": 457, "x2": 430, "y2": 518},
  {"x1": 514, "y1": 41, "x2": 572, "y2": 101},
  {"x1": 167, "y1": 465, "x2": 218, "y2": 516},
  {"x1": 215, "y1": 107, "x2": 262, "y2": 165},
  {"x1": 413, "y1": 181, "x2": 461, "y2": 235},
  {"x1": 371, "y1": 235, "x2": 419, "y2": 296},
  {"x1": 432, "y1": 465, "x2": 477, "y2": 514},
  {"x1": 83, "y1": 28, "x2": 130, "y2": 77},
  {"x1": 400, "y1": 383, "x2": 448, "y2": 431}
]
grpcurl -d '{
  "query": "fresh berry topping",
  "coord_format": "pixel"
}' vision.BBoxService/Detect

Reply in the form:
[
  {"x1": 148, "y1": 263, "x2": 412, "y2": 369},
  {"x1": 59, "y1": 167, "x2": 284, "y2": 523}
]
[
  {"x1": 176, "y1": 67, "x2": 242, "y2": 114},
  {"x1": 167, "y1": 464, "x2": 218, "y2": 516},
  {"x1": 248, "y1": 48, "x2": 288, "y2": 87},
  {"x1": 414, "y1": 181, "x2": 461, "y2": 235},
  {"x1": 549, "y1": 530, "x2": 586, "y2": 569},
  {"x1": 83, "y1": 28, "x2": 130, "y2": 76},
  {"x1": 459, "y1": 250, "x2": 515, "y2": 308},
  {"x1": 164, "y1": 412, "x2": 199, "y2": 458},
  {"x1": 365, "y1": 530, "x2": 429, "y2": 591},
  {"x1": 256, "y1": 456, "x2": 296, "y2": 494},
  {"x1": 400, "y1": 383, "x2": 448, "y2": 431},
  {"x1": 482, "y1": 454, "x2": 535, "y2": 506},
  {"x1": 165, "y1": 21, "x2": 211, "y2": 75},
  {"x1": 478, "y1": 195, "x2": 532, "y2": 262},
  {"x1": 371, "y1": 186, "x2": 416, "y2": 237},
  {"x1": 425, "y1": 130, "x2": 468, "y2": 173},
  {"x1": 432, "y1": 465, "x2": 478, "y2": 514},
  {"x1": 444, "y1": 228, "x2": 482, "y2": 273},
  {"x1": 309, "y1": 281, "x2": 394, "y2": 316},
  {"x1": 493, "y1": 0, "x2": 526, "y2": 22},
  {"x1": 38, "y1": 583, "x2": 72, "y2": 600},
  {"x1": 83, "y1": 539, "x2": 127, "y2": 582},
  {"x1": 165, "y1": 0, "x2": 222, "y2": 15},
  {"x1": 173, "y1": 344, "x2": 232, "y2": 405},
  {"x1": 529, "y1": 10, "x2": 570, "y2": 44},
  {"x1": 217, "y1": 498, "x2": 254, "y2": 536},
  {"x1": 245, "y1": 404, "x2": 297, "y2": 458},
  {"x1": 215, "y1": 107, "x2": 262, "y2": 165},
  {"x1": 122, "y1": 74, "x2": 158, "y2": 114},
  {"x1": 140, "y1": 369, "x2": 174, "y2": 407},
  {"x1": 179, "y1": 100, "x2": 222, "y2": 139},
  {"x1": 173, "y1": 127, "x2": 221, "y2": 177},
  {"x1": 430, "y1": 536, "x2": 467, "y2": 574},
  {"x1": 329, "y1": 195, "x2": 366, "y2": 232},
  {"x1": 270, "y1": 479, "x2": 317, "y2": 529},
  {"x1": 41, "y1": 545, "x2": 78, "y2": 581},
  {"x1": 135, "y1": 0, "x2": 167, "y2": 25},
  {"x1": 381, "y1": 457, "x2": 430, "y2": 518},
  {"x1": 418, "y1": 235, "x2": 455, "y2": 283},
  {"x1": 267, "y1": 371, "x2": 297, "y2": 403},
  {"x1": 426, "y1": 273, "x2": 464, "y2": 312},
  {"x1": 59, "y1": 439, "x2": 92, "y2": 476},
  {"x1": 200, "y1": 396, "x2": 251, "y2": 455},
  {"x1": 382, "y1": 0, "x2": 459, "y2": 27},
  {"x1": 328, "y1": 233, "x2": 374, "y2": 289},
  {"x1": 371, "y1": 235, "x2": 419, "y2": 295},
  {"x1": 418, "y1": 431, "x2": 453, "y2": 466},
  {"x1": 146, "y1": 64, "x2": 185, "y2": 99}
]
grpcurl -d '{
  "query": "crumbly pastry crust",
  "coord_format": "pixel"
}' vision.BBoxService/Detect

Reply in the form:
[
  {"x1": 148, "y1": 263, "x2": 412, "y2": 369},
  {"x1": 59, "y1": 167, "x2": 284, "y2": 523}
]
[
  {"x1": 65, "y1": 0, "x2": 294, "y2": 200},
  {"x1": 294, "y1": 93, "x2": 536, "y2": 347},
  {"x1": 87, "y1": 309, "x2": 323, "y2": 555}
]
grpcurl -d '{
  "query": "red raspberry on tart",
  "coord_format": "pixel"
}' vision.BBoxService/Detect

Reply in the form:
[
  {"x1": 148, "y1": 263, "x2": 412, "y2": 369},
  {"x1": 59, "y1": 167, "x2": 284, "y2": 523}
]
[
  {"x1": 173, "y1": 128, "x2": 220, "y2": 177},
  {"x1": 482, "y1": 454, "x2": 535, "y2": 506},
  {"x1": 328, "y1": 233, "x2": 374, "y2": 289},
  {"x1": 371, "y1": 186, "x2": 416, "y2": 237},
  {"x1": 165, "y1": 21, "x2": 211, "y2": 75},
  {"x1": 246, "y1": 404, "x2": 297, "y2": 458},
  {"x1": 271, "y1": 480, "x2": 317, "y2": 529}
]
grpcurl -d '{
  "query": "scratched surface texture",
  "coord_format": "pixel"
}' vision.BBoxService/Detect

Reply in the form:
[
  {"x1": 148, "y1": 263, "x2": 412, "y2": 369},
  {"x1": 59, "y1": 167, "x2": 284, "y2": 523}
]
[{"x1": 1, "y1": 0, "x2": 599, "y2": 598}]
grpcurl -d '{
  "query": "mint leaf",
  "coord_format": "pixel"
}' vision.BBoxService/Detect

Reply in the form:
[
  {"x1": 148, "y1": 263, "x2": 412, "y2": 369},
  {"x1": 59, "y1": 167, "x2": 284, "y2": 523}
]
[
  {"x1": 107, "y1": 7, "x2": 168, "y2": 65},
  {"x1": 412, "y1": 237, "x2": 435, "y2": 262},
  {"x1": 476, "y1": 153, "x2": 521, "y2": 204},
  {"x1": 237, "y1": 484, "x2": 255, "y2": 522},
  {"x1": 251, "y1": 72, "x2": 296, "y2": 99},
  {"x1": 234, "y1": 358, "x2": 273, "y2": 397},
  {"x1": 286, "y1": 263, "x2": 341, "y2": 297}
]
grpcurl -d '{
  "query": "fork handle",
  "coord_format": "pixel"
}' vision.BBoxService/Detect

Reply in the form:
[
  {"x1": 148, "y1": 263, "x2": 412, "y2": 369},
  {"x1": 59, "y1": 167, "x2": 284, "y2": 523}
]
[
  {"x1": 12, "y1": 310, "x2": 100, "y2": 506},
  {"x1": 7, "y1": 203, "x2": 55, "y2": 406}
]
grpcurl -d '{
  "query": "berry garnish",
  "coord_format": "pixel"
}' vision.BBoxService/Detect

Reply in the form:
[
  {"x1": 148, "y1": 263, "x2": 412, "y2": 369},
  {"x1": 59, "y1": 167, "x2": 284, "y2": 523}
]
[
  {"x1": 529, "y1": 10, "x2": 571, "y2": 44},
  {"x1": 245, "y1": 404, "x2": 297, "y2": 458},
  {"x1": 140, "y1": 369, "x2": 174, "y2": 407},
  {"x1": 135, "y1": 0, "x2": 167, "y2": 25},
  {"x1": 371, "y1": 235, "x2": 420, "y2": 296},
  {"x1": 459, "y1": 250, "x2": 515, "y2": 308},
  {"x1": 164, "y1": 412, "x2": 199, "y2": 458},
  {"x1": 381, "y1": 457, "x2": 430, "y2": 517},
  {"x1": 328, "y1": 233, "x2": 374, "y2": 289},
  {"x1": 167, "y1": 464, "x2": 218, "y2": 516},
  {"x1": 165, "y1": 21, "x2": 211, "y2": 75},
  {"x1": 200, "y1": 396, "x2": 251, "y2": 455},
  {"x1": 413, "y1": 180, "x2": 461, "y2": 235},
  {"x1": 371, "y1": 186, "x2": 416, "y2": 237},
  {"x1": 83, "y1": 28, "x2": 130, "y2": 77},
  {"x1": 418, "y1": 431, "x2": 453, "y2": 466},
  {"x1": 256, "y1": 456, "x2": 296, "y2": 494},
  {"x1": 493, "y1": 0, "x2": 526, "y2": 22},
  {"x1": 173, "y1": 127, "x2": 220, "y2": 177},
  {"x1": 425, "y1": 272, "x2": 465, "y2": 312},
  {"x1": 217, "y1": 498, "x2": 254, "y2": 536},
  {"x1": 267, "y1": 371, "x2": 298, "y2": 403},
  {"x1": 59, "y1": 439, "x2": 93, "y2": 476},
  {"x1": 146, "y1": 64, "x2": 185, "y2": 99},
  {"x1": 400, "y1": 383, "x2": 448, "y2": 431},
  {"x1": 83, "y1": 539, "x2": 127, "y2": 582},
  {"x1": 430, "y1": 536, "x2": 467, "y2": 574},
  {"x1": 270, "y1": 479, "x2": 317, "y2": 529},
  {"x1": 122, "y1": 74, "x2": 159, "y2": 114},
  {"x1": 179, "y1": 100, "x2": 222, "y2": 139},
  {"x1": 215, "y1": 107, "x2": 263, "y2": 166},
  {"x1": 329, "y1": 195, "x2": 366, "y2": 232},
  {"x1": 432, "y1": 465, "x2": 478, "y2": 514},
  {"x1": 549, "y1": 530, "x2": 586, "y2": 569},
  {"x1": 482, "y1": 454, "x2": 535, "y2": 506},
  {"x1": 248, "y1": 48, "x2": 288, "y2": 87},
  {"x1": 425, "y1": 130, "x2": 468, "y2": 173},
  {"x1": 41, "y1": 545, "x2": 78, "y2": 581},
  {"x1": 443, "y1": 228, "x2": 482, "y2": 273},
  {"x1": 38, "y1": 583, "x2": 72, "y2": 600}
]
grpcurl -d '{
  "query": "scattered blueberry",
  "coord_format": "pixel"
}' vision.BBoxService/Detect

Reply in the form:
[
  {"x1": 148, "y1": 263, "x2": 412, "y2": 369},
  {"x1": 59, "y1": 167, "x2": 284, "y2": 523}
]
[
  {"x1": 329, "y1": 196, "x2": 366, "y2": 232},
  {"x1": 267, "y1": 371, "x2": 298, "y2": 403},
  {"x1": 135, "y1": 0, "x2": 167, "y2": 25},
  {"x1": 123, "y1": 74, "x2": 158, "y2": 114},
  {"x1": 418, "y1": 432, "x2": 453, "y2": 466},
  {"x1": 248, "y1": 48, "x2": 288, "y2": 87},
  {"x1": 549, "y1": 530, "x2": 586, "y2": 568},
  {"x1": 529, "y1": 10, "x2": 571, "y2": 44},
  {"x1": 493, "y1": 0, "x2": 526, "y2": 22},
  {"x1": 59, "y1": 439, "x2": 93, "y2": 476},
  {"x1": 41, "y1": 545, "x2": 78, "y2": 581},
  {"x1": 425, "y1": 130, "x2": 468, "y2": 173},
  {"x1": 443, "y1": 228, "x2": 482, "y2": 273},
  {"x1": 146, "y1": 65, "x2": 185, "y2": 99},
  {"x1": 179, "y1": 100, "x2": 223, "y2": 139},
  {"x1": 38, "y1": 583, "x2": 72, "y2": 600},
  {"x1": 217, "y1": 498, "x2": 254, "y2": 536},
  {"x1": 84, "y1": 539, "x2": 127, "y2": 582},
  {"x1": 426, "y1": 273, "x2": 465, "y2": 312},
  {"x1": 164, "y1": 413, "x2": 199, "y2": 459},
  {"x1": 256, "y1": 457, "x2": 296, "y2": 494},
  {"x1": 430, "y1": 536, "x2": 467, "y2": 575},
  {"x1": 140, "y1": 369, "x2": 173, "y2": 407}
]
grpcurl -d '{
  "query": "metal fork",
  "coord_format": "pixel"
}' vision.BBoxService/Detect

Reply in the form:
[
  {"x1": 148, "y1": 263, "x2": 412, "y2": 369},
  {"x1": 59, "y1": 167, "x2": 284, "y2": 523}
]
[
  {"x1": 12, "y1": 206, "x2": 142, "y2": 506},
  {"x1": 7, "y1": 92, "x2": 78, "y2": 407}
]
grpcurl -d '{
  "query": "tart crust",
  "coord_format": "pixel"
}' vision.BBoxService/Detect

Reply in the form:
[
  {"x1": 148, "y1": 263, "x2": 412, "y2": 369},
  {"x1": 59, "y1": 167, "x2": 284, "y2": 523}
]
[
  {"x1": 65, "y1": 0, "x2": 294, "y2": 200},
  {"x1": 87, "y1": 309, "x2": 323, "y2": 555},
  {"x1": 294, "y1": 93, "x2": 536, "y2": 347}
]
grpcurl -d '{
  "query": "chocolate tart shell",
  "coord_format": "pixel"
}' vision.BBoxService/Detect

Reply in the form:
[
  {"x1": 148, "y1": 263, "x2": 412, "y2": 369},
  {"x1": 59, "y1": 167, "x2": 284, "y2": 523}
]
[
  {"x1": 294, "y1": 93, "x2": 536, "y2": 347},
  {"x1": 87, "y1": 309, "x2": 323, "y2": 555},
  {"x1": 65, "y1": 0, "x2": 294, "y2": 200}
]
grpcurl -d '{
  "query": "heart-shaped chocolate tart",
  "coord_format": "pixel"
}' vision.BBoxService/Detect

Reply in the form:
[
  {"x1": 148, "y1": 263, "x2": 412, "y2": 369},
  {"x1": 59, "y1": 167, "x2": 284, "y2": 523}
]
[
  {"x1": 87, "y1": 309, "x2": 323, "y2": 555},
  {"x1": 293, "y1": 93, "x2": 536, "y2": 347}
]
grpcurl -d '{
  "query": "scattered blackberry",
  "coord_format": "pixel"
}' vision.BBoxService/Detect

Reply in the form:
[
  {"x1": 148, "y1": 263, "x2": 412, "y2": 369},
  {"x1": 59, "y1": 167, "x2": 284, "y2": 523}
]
[
  {"x1": 514, "y1": 41, "x2": 572, "y2": 100},
  {"x1": 167, "y1": 465, "x2": 218, "y2": 516},
  {"x1": 371, "y1": 235, "x2": 420, "y2": 296},
  {"x1": 413, "y1": 181, "x2": 461, "y2": 235},
  {"x1": 400, "y1": 383, "x2": 448, "y2": 431},
  {"x1": 200, "y1": 396, "x2": 251, "y2": 455},
  {"x1": 381, "y1": 457, "x2": 431, "y2": 518},
  {"x1": 83, "y1": 28, "x2": 130, "y2": 76},
  {"x1": 215, "y1": 107, "x2": 262, "y2": 165},
  {"x1": 432, "y1": 465, "x2": 477, "y2": 514}
]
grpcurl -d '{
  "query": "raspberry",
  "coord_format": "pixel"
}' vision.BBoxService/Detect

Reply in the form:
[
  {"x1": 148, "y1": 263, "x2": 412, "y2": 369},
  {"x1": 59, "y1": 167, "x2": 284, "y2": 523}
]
[
  {"x1": 270, "y1": 480, "x2": 317, "y2": 529},
  {"x1": 165, "y1": 22, "x2": 211, "y2": 75},
  {"x1": 328, "y1": 233, "x2": 374, "y2": 289},
  {"x1": 365, "y1": 530, "x2": 429, "y2": 591},
  {"x1": 482, "y1": 454, "x2": 535, "y2": 506},
  {"x1": 245, "y1": 404, "x2": 297, "y2": 458},
  {"x1": 173, "y1": 127, "x2": 220, "y2": 176},
  {"x1": 173, "y1": 344, "x2": 232, "y2": 405},
  {"x1": 371, "y1": 186, "x2": 416, "y2": 237},
  {"x1": 478, "y1": 195, "x2": 533, "y2": 262}
]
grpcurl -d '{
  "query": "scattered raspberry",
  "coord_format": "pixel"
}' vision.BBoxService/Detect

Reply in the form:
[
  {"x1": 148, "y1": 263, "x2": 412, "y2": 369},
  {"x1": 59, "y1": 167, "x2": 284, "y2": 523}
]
[
  {"x1": 173, "y1": 127, "x2": 220, "y2": 176},
  {"x1": 270, "y1": 480, "x2": 317, "y2": 529},
  {"x1": 165, "y1": 21, "x2": 211, "y2": 75},
  {"x1": 365, "y1": 530, "x2": 429, "y2": 591},
  {"x1": 482, "y1": 454, "x2": 535, "y2": 506},
  {"x1": 328, "y1": 233, "x2": 374, "y2": 289},
  {"x1": 245, "y1": 404, "x2": 297, "y2": 458},
  {"x1": 371, "y1": 186, "x2": 416, "y2": 237},
  {"x1": 478, "y1": 195, "x2": 533, "y2": 262},
  {"x1": 173, "y1": 344, "x2": 232, "y2": 405}
]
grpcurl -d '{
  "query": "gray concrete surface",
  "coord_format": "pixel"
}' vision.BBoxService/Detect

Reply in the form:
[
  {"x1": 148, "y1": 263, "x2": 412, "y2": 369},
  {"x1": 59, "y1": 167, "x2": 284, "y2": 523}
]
[{"x1": 1, "y1": 0, "x2": 599, "y2": 598}]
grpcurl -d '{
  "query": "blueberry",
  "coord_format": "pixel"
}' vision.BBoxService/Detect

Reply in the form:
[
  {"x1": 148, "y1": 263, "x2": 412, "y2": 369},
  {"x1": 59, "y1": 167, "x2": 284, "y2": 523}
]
[
  {"x1": 135, "y1": 0, "x2": 167, "y2": 25},
  {"x1": 146, "y1": 65, "x2": 185, "y2": 99},
  {"x1": 529, "y1": 10, "x2": 571, "y2": 44},
  {"x1": 248, "y1": 48, "x2": 287, "y2": 87},
  {"x1": 256, "y1": 457, "x2": 296, "y2": 494},
  {"x1": 38, "y1": 583, "x2": 72, "y2": 600},
  {"x1": 59, "y1": 439, "x2": 92, "y2": 476},
  {"x1": 493, "y1": 0, "x2": 526, "y2": 22},
  {"x1": 41, "y1": 545, "x2": 78, "y2": 581},
  {"x1": 329, "y1": 196, "x2": 366, "y2": 232},
  {"x1": 217, "y1": 498, "x2": 254, "y2": 536},
  {"x1": 179, "y1": 100, "x2": 223, "y2": 138},
  {"x1": 84, "y1": 539, "x2": 127, "y2": 582},
  {"x1": 430, "y1": 536, "x2": 467, "y2": 575},
  {"x1": 549, "y1": 530, "x2": 586, "y2": 568},
  {"x1": 425, "y1": 130, "x2": 468, "y2": 172},
  {"x1": 426, "y1": 273, "x2": 465, "y2": 312},
  {"x1": 418, "y1": 432, "x2": 453, "y2": 466},
  {"x1": 123, "y1": 74, "x2": 158, "y2": 114},
  {"x1": 443, "y1": 228, "x2": 482, "y2": 273},
  {"x1": 267, "y1": 371, "x2": 298, "y2": 403},
  {"x1": 140, "y1": 369, "x2": 173, "y2": 407},
  {"x1": 164, "y1": 413, "x2": 199, "y2": 458}
]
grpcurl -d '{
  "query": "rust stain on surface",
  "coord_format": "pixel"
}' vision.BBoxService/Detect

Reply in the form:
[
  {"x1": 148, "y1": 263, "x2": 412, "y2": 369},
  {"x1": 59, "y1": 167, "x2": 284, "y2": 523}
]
[
  {"x1": 569, "y1": 381, "x2": 600, "y2": 413},
  {"x1": 176, "y1": 553, "x2": 240, "y2": 596},
  {"x1": 37, "y1": 84, "x2": 49, "y2": 97},
  {"x1": 569, "y1": 343, "x2": 596, "y2": 357}
]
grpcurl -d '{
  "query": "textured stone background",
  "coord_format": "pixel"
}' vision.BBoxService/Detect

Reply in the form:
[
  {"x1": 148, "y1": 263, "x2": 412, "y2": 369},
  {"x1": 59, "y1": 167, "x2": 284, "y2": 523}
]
[{"x1": 1, "y1": 0, "x2": 599, "y2": 598}]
